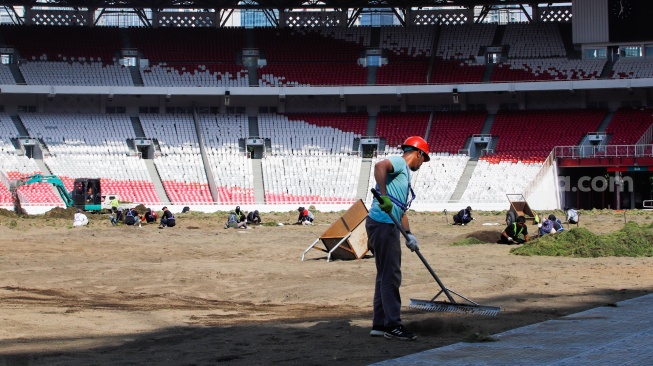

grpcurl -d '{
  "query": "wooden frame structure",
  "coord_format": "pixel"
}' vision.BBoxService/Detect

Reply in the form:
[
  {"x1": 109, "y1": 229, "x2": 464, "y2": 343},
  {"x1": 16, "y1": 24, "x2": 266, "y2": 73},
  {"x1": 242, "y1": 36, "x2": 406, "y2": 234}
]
[{"x1": 301, "y1": 199, "x2": 369, "y2": 262}]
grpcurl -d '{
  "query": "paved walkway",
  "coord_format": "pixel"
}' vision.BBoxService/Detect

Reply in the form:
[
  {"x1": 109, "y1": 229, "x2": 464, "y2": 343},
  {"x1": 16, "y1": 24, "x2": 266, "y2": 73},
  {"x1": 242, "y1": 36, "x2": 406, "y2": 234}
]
[{"x1": 373, "y1": 293, "x2": 653, "y2": 366}]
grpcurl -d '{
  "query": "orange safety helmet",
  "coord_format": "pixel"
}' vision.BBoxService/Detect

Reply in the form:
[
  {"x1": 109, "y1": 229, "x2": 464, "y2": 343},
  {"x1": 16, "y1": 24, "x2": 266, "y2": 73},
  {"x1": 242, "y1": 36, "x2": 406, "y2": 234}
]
[{"x1": 401, "y1": 136, "x2": 430, "y2": 162}]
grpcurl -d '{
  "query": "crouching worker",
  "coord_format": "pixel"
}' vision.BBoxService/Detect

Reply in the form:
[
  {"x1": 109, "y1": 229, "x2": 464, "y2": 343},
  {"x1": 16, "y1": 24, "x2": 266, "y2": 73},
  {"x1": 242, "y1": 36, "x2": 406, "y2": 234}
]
[
  {"x1": 224, "y1": 211, "x2": 247, "y2": 229},
  {"x1": 145, "y1": 208, "x2": 158, "y2": 223},
  {"x1": 497, "y1": 215, "x2": 529, "y2": 244},
  {"x1": 538, "y1": 214, "x2": 564, "y2": 236},
  {"x1": 452, "y1": 206, "x2": 474, "y2": 225},
  {"x1": 296, "y1": 207, "x2": 314, "y2": 225},
  {"x1": 73, "y1": 209, "x2": 89, "y2": 227},
  {"x1": 124, "y1": 208, "x2": 139, "y2": 226},
  {"x1": 247, "y1": 210, "x2": 261, "y2": 225},
  {"x1": 565, "y1": 207, "x2": 579, "y2": 224},
  {"x1": 159, "y1": 206, "x2": 176, "y2": 228},
  {"x1": 110, "y1": 208, "x2": 124, "y2": 226}
]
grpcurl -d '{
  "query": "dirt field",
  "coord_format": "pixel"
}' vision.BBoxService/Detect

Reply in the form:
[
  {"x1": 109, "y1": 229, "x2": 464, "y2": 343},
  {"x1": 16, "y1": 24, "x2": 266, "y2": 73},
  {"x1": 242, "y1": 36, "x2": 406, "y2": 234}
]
[{"x1": 1, "y1": 208, "x2": 653, "y2": 365}]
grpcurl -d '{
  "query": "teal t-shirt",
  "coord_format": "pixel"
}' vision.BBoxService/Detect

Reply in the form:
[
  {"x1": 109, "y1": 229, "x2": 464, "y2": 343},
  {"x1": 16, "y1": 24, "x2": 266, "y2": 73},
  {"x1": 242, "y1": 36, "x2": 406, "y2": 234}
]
[{"x1": 369, "y1": 155, "x2": 410, "y2": 224}]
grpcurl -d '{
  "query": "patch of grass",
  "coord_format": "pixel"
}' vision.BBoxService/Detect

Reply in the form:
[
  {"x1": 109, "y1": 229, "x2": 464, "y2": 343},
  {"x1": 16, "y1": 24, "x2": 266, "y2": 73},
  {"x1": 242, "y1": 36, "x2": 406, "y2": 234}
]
[
  {"x1": 451, "y1": 237, "x2": 484, "y2": 246},
  {"x1": 9, "y1": 220, "x2": 17, "y2": 228},
  {"x1": 262, "y1": 221, "x2": 278, "y2": 227},
  {"x1": 463, "y1": 332, "x2": 498, "y2": 343},
  {"x1": 511, "y1": 222, "x2": 653, "y2": 257}
]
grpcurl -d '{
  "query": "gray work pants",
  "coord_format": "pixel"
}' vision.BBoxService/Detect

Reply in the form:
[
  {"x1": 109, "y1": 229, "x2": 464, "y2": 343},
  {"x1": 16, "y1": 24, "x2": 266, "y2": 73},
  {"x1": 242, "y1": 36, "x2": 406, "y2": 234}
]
[{"x1": 366, "y1": 216, "x2": 403, "y2": 329}]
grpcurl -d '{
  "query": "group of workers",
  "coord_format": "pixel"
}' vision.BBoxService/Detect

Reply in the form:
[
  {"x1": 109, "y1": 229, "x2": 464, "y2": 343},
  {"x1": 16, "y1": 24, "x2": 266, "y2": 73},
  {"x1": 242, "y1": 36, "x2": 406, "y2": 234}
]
[
  {"x1": 224, "y1": 206, "x2": 262, "y2": 229},
  {"x1": 222, "y1": 205, "x2": 316, "y2": 229},
  {"x1": 106, "y1": 197, "x2": 174, "y2": 228},
  {"x1": 496, "y1": 208, "x2": 578, "y2": 244}
]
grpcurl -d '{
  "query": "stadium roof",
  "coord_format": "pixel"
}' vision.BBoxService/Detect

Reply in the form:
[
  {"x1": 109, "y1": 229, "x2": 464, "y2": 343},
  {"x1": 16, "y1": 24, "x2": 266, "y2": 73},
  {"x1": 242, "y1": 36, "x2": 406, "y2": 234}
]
[{"x1": 0, "y1": 0, "x2": 571, "y2": 10}]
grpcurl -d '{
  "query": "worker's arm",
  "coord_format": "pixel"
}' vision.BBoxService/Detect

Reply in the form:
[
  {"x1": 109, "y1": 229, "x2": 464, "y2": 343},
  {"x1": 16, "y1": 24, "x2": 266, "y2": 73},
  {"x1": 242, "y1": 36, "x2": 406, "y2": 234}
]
[
  {"x1": 524, "y1": 234, "x2": 530, "y2": 242},
  {"x1": 401, "y1": 213, "x2": 410, "y2": 234},
  {"x1": 502, "y1": 228, "x2": 510, "y2": 239},
  {"x1": 373, "y1": 159, "x2": 394, "y2": 196}
]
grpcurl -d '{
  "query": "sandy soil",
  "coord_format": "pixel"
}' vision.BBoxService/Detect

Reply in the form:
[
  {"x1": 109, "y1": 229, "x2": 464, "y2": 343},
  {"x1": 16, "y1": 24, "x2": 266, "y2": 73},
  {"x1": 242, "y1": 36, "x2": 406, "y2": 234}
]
[{"x1": 1, "y1": 208, "x2": 653, "y2": 365}]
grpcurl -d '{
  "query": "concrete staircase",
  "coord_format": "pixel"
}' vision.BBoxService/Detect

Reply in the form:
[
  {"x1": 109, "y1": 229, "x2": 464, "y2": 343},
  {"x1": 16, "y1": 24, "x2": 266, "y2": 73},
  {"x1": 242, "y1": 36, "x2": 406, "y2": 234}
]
[
  {"x1": 596, "y1": 111, "x2": 615, "y2": 133},
  {"x1": 600, "y1": 58, "x2": 616, "y2": 79},
  {"x1": 9, "y1": 64, "x2": 25, "y2": 85},
  {"x1": 426, "y1": 26, "x2": 440, "y2": 83},
  {"x1": 480, "y1": 113, "x2": 496, "y2": 135},
  {"x1": 367, "y1": 66, "x2": 377, "y2": 85},
  {"x1": 481, "y1": 63, "x2": 495, "y2": 83},
  {"x1": 143, "y1": 159, "x2": 169, "y2": 203},
  {"x1": 11, "y1": 115, "x2": 29, "y2": 136},
  {"x1": 448, "y1": 160, "x2": 477, "y2": 202},
  {"x1": 130, "y1": 116, "x2": 146, "y2": 137},
  {"x1": 356, "y1": 159, "x2": 373, "y2": 200},
  {"x1": 248, "y1": 116, "x2": 259, "y2": 136},
  {"x1": 251, "y1": 159, "x2": 265, "y2": 204},
  {"x1": 191, "y1": 110, "x2": 219, "y2": 202},
  {"x1": 34, "y1": 159, "x2": 52, "y2": 176},
  {"x1": 129, "y1": 66, "x2": 144, "y2": 86}
]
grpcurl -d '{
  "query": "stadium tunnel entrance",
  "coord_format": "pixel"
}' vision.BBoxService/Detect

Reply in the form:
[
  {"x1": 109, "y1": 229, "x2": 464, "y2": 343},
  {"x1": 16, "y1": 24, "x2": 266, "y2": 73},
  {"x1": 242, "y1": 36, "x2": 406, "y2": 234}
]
[{"x1": 559, "y1": 166, "x2": 653, "y2": 210}]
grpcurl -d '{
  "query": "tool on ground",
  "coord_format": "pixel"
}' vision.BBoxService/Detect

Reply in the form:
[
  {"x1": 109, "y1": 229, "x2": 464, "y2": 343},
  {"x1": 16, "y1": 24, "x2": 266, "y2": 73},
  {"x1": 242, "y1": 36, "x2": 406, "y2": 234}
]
[
  {"x1": 371, "y1": 188, "x2": 500, "y2": 316},
  {"x1": 444, "y1": 209, "x2": 448, "y2": 224}
]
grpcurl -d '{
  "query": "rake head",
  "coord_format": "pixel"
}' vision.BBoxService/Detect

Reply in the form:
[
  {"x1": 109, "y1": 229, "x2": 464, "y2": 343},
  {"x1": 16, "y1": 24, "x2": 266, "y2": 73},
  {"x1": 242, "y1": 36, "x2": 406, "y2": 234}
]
[{"x1": 409, "y1": 299, "x2": 501, "y2": 316}]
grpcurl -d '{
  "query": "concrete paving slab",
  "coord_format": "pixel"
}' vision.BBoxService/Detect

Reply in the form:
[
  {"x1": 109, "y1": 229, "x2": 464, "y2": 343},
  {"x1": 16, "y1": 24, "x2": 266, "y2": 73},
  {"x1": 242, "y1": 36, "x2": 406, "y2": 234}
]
[{"x1": 373, "y1": 293, "x2": 653, "y2": 366}]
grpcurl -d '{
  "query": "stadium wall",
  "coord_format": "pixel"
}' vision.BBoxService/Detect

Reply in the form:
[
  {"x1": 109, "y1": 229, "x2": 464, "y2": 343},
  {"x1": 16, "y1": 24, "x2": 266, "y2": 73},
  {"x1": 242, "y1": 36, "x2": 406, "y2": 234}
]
[{"x1": 525, "y1": 161, "x2": 560, "y2": 211}]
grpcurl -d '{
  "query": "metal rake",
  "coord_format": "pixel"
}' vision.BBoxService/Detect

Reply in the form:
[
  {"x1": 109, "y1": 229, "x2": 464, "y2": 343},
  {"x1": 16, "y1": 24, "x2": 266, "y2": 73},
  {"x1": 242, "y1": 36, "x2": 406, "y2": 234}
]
[{"x1": 371, "y1": 188, "x2": 500, "y2": 317}]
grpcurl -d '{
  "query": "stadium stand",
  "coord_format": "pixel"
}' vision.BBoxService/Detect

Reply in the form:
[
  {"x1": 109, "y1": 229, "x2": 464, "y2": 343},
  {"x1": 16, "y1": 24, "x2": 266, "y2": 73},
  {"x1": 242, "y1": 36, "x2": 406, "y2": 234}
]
[
  {"x1": 0, "y1": 113, "x2": 58, "y2": 206},
  {"x1": 256, "y1": 28, "x2": 367, "y2": 86},
  {"x1": 263, "y1": 155, "x2": 360, "y2": 204},
  {"x1": 20, "y1": 113, "x2": 160, "y2": 205},
  {"x1": 492, "y1": 58, "x2": 605, "y2": 81},
  {"x1": 375, "y1": 26, "x2": 434, "y2": 85},
  {"x1": 258, "y1": 113, "x2": 359, "y2": 155},
  {"x1": 198, "y1": 113, "x2": 255, "y2": 204},
  {"x1": 128, "y1": 27, "x2": 249, "y2": 87},
  {"x1": 503, "y1": 23, "x2": 566, "y2": 58},
  {"x1": 1, "y1": 25, "x2": 132, "y2": 86},
  {"x1": 436, "y1": 24, "x2": 497, "y2": 61},
  {"x1": 487, "y1": 109, "x2": 607, "y2": 162},
  {"x1": 1, "y1": 19, "x2": 652, "y2": 210},
  {"x1": 605, "y1": 108, "x2": 653, "y2": 145},
  {"x1": 611, "y1": 57, "x2": 653, "y2": 79},
  {"x1": 284, "y1": 113, "x2": 367, "y2": 136},
  {"x1": 258, "y1": 113, "x2": 361, "y2": 203},
  {"x1": 411, "y1": 153, "x2": 470, "y2": 202},
  {"x1": 376, "y1": 113, "x2": 429, "y2": 152},
  {"x1": 139, "y1": 114, "x2": 212, "y2": 204},
  {"x1": 430, "y1": 23, "x2": 494, "y2": 84},
  {"x1": 460, "y1": 159, "x2": 542, "y2": 203},
  {"x1": 426, "y1": 111, "x2": 487, "y2": 154}
]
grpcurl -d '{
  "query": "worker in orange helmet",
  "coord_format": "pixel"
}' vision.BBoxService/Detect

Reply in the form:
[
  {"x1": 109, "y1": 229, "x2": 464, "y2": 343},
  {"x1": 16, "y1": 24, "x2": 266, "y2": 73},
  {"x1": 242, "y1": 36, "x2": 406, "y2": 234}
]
[{"x1": 366, "y1": 136, "x2": 429, "y2": 341}]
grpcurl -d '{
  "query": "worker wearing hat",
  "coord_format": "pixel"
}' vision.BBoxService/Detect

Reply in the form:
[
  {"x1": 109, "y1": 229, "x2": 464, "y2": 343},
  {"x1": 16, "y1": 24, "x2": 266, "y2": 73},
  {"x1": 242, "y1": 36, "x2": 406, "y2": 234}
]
[
  {"x1": 366, "y1": 136, "x2": 429, "y2": 341},
  {"x1": 159, "y1": 206, "x2": 176, "y2": 228},
  {"x1": 452, "y1": 206, "x2": 474, "y2": 225}
]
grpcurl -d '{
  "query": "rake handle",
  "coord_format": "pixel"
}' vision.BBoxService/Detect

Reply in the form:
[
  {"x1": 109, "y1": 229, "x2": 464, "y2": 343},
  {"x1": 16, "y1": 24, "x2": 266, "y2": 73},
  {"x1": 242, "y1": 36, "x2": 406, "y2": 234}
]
[{"x1": 370, "y1": 188, "x2": 457, "y2": 304}]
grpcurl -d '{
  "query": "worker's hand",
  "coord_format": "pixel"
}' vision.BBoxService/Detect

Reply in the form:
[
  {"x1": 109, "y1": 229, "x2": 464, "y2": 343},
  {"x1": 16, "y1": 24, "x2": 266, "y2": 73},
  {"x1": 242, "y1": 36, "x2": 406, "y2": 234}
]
[
  {"x1": 378, "y1": 195, "x2": 393, "y2": 213},
  {"x1": 507, "y1": 237, "x2": 514, "y2": 243},
  {"x1": 405, "y1": 233, "x2": 419, "y2": 252}
]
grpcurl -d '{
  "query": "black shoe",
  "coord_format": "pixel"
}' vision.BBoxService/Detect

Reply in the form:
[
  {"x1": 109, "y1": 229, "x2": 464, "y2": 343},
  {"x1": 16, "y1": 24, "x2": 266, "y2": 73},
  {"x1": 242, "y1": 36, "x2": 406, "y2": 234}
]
[
  {"x1": 384, "y1": 325, "x2": 417, "y2": 341},
  {"x1": 370, "y1": 325, "x2": 386, "y2": 337}
]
